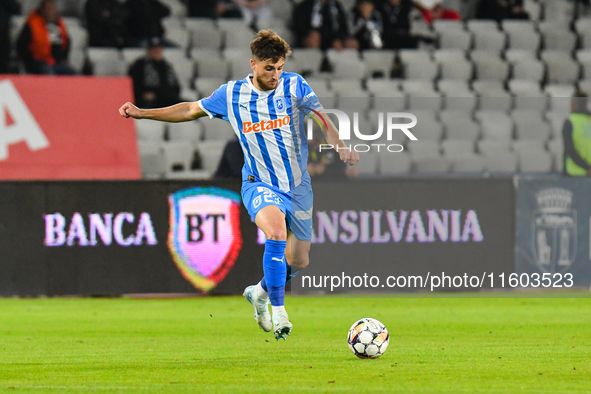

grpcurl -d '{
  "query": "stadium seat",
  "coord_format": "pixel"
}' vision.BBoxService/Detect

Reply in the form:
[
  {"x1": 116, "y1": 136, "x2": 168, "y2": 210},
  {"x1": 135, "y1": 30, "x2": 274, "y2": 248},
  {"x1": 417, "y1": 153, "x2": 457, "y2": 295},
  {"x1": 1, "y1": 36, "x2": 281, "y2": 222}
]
[
  {"x1": 519, "y1": 150, "x2": 553, "y2": 173},
  {"x1": 523, "y1": 0, "x2": 542, "y2": 20},
  {"x1": 363, "y1": 50, "x2": 396, "y2": 78},
  {"x1": 137, "y1": 141, "x2": 166, "y2": 179},
  {"x1": 162, "y1": 16, "x2": 184, "y2": 31},
  {"x1": 432, "y1": 20, "x2": 465, "y2": 33},
  {"x1": 504, "y1": 49, "x2": 536, "y2": 62},
  {"x1": 439, "y1": 109, "x2": 473, "y2": 125},
  {"x1": 477, "y1": 139, "x2": 512, "y2": 156},
  {"x1": 379, "y1": 153, "x2": 411, "y2": 175},
  {"x1": 88, "y1": 48, "x2": 126, "y2": 76},
  {"x1": 371, "y1": 92, "x2": 407, "y2": 112},
  {"x1": 332, "y1": 58, "x2": 368, "y2": 79},
  {"x1": 506, "y1": 29, "x2": 541, "y2": 51},
  {"x1": 509, "y1": 80, "x2": 548, "y2": 111},
  {"x1": 467, "y1": 20, "x2": 499, "y2": 33},
  {"x1": 485, "y1": 151, "x2": 519, "y2": 172},
  {"x1": 406, "y1": 140, "x2": 441, "y2": 161},
  {"x1": 163, "y1": 49, "x2": 195, "y2": 88},
  {"x1": 576, "y1": 18, "x2": 591, "y2": 48},
  {"x1": 512, "y1": 110, "x2": 551, "y2": 140},
  {"x1": 168, "y1": 121, "x2": 204, "y2": 143},
  {"x1": 546, "y1": 111, "x2": 570, "y2": 139},
  {"x1": 511, "y1": 58, "x2": 545, "y2": 82},
  {"x1": 399, "y1": 50, "x2": 439, "y2": 80},
  {"x1": 202, "y1": 118, "x2": 236, "y2": 141},
  {"x1": 434, "y1": 49, "x2": 473, "y2": 80},
  {"x1": 540, "y1": 0, "x2": 574, "y2": 24},
  {"x1": 330, "y1": 79, "x2": 365, "y2": 96},
  {"x1": 163, "y1": 141, "x2": 196, "y2": 173},
  {"x1": 579, "y1": 79, "x2": 591, "y2": 95},
  {"x1": 472, "y1": 29, "x2": 506, "y2": 54},
  {"x1": 407, "y1": 92, "x2": 443, "y2": 111},
  {"x1": 539, "y1": 27, "x2": 577, "y2": 52},
  {"x1": 291, "y1": 48, "x2": 324, "y2": 76},
  {"x1": 366, "y1": 79, "x2": 401, "y2": 95},
  {"x1": 195, "y1": 57, "x2": 229, "y2": 79},
  {"x1": 443, "y1": 119, "x2": 480, "y2": 142},
  {"x1": 476, "y1": 110, "x2": 514, "y2": 140},
  {"x1": 501, "y1": 20, "x2": 536, "y2": 33},
  {"x1": 135, "y1": 119, "x2": 166, "y2": 141},
  {"x1": 224, "y1": 25, "x2": 257, "y2": 48},
  {"x1": 411, "y1": 118, "x2": 444, "y2": 141},
  {"x1": 166, "y1": 27, "x2": 190, "y2": 49},
  {"x1": 191, "y1": 48, "x2": 222, "y2": 62},
  {"x1": 194, "y1": 77, "x2": 224, "y2": 98},
  {"x1": 338, "y1": 95, "x2": 371, "y2": 114},
  {"x1": 512, "y1": 139, "x2": 546, "y2": 156},
  {"x1": 472, "y1": 81, "x2": 512, "y2": 112},
  {"x1": 195, "y1": 140, "x2": 227, "y2": 173},
  {"x1": 471, "y1": 51, "x2": 509, "y2": 81},
  {"x1": 121, "y1": 48, "x2": 145, "y2": 67},
  {"x1": 413, "y1": 157, "x2": 452, "y2": 173},
  {"x1": 189, "y1": 25, "x2": 223, "y2": 50},
  {"x1": 452, "y1": 154, "x2": 487, "y2": 173},
  {"x1": 541, "y1": 51, "x2": 580, "y2": 84},
  {"x1": 545, "y1": 85, "x2": 576, "y2": 112},
  {"x1": 326, "y1": 49, "x2": 361, "y2": 64},
  {"x1": 442, "y1": 140, "x2": 475, "y2": 157},
  {"x1": 548, "y1": 138, "x2": 564, "y2": 171},
  {"x1": 438, "y1": 29, "x2": 473, "y2": 51}
]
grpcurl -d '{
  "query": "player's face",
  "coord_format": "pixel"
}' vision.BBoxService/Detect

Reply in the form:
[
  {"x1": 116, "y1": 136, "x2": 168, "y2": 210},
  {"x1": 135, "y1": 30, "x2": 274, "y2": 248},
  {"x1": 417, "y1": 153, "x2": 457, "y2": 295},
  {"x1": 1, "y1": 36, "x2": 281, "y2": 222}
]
[{"x1": 252, "y1": 57, "x2": 284, "y2": 91}]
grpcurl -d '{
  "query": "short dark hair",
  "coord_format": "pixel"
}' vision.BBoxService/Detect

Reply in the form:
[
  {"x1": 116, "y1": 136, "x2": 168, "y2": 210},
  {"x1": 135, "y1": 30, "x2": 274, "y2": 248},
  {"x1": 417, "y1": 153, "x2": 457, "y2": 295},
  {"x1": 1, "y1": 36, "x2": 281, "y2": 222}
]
[{"x1": 250, "y1": 30, "x2": 291, "y2": 62}]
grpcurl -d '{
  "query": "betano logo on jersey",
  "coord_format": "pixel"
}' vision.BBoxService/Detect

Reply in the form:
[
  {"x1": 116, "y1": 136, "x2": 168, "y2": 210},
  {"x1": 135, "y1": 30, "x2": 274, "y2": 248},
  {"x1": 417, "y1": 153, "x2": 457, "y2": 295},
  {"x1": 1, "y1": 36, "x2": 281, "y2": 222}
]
[{"x1": 242, "y1": 115, "x2": 290, "y2": 133}]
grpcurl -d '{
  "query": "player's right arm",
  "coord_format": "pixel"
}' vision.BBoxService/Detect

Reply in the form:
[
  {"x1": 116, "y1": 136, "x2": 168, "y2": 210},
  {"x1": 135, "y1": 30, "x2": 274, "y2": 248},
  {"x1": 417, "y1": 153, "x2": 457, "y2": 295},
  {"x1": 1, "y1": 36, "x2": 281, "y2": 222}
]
[{"x1": 118, "y1": 101, "x2": 206, "y2": 122}]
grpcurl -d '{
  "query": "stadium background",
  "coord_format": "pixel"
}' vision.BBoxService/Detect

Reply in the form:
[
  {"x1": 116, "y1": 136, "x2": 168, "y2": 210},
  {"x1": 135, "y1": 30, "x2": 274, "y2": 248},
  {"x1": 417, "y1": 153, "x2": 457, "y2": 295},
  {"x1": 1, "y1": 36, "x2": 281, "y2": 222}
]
[{"x1": 1, "y1": 0, "x2": 591, "y2": 296}]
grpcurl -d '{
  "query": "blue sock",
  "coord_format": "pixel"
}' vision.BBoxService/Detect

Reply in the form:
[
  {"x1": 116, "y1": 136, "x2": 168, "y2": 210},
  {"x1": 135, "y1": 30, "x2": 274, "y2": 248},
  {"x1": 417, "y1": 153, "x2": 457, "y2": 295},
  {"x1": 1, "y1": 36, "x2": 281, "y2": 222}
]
[
  {"x1": 260, "y1": 262, "x2": 298, "y2": 292},
  {"x1": 262, "y1": 239, "x2": 287, "y2": 307},
  {"x1": 286, "y1": 261, "x2": 298, "y2": 284}
]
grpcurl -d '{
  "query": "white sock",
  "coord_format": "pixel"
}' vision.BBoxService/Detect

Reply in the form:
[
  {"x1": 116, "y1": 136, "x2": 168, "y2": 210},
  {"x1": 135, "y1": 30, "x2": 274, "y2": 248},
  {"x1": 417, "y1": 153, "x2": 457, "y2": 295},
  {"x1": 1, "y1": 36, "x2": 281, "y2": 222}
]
[
  {"x1": 272, "y1": 305, "x2": 286, "y2": 315},
  {"x1": 257, "y1": 282, "x2": 268, "y2": 300}
]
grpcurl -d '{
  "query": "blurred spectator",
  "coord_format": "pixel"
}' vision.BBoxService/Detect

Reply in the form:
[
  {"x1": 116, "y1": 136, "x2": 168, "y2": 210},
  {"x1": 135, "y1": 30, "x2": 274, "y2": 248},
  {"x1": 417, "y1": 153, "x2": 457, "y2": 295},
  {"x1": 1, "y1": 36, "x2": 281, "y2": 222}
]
[
  {"x1": 292, "y1": 0, "x2": 358, "y2": 50},
  {"x1": 377, "y1": 0, "x2": 418, "y2": 49},
  {"x1": 85, "y1": 0, "x2": 126, "y2": 48},
  {"x1": 235, "y1": 0, "x2": 273, "y2": 30},
  {"x1": 351, "y1": 0, "x2": 384, "y2": 50},
  {"x1": 214, "y1": 137, "x2": 244, "y2": 178},
  {"x1": 415, "y1": 0, "x2": 461, "y2": 24},
  {"x1": 307, "y1": 130, "x2": 358, "y2": 179},
  {"x1": 128, "y1": 37, "x2": 181, "y2": 109},
  {"x1": 562, "y1": 92, "x2": 591, "y2": 176},
  {"x1": 476, "y1": 0, "x2": 529, "y2": 22},
  {"x1": 123, "y1": 0, "x2": 170, "y2": 47},
  {"x1": 17, "y1": 0, "x2": 76, "y2": 75},
  {"x1": 187, "y1": 0, "x2": 243, "y2": 19},
  {"x1": 0, "y1": 0, "x2": 20, "y2": 73}
]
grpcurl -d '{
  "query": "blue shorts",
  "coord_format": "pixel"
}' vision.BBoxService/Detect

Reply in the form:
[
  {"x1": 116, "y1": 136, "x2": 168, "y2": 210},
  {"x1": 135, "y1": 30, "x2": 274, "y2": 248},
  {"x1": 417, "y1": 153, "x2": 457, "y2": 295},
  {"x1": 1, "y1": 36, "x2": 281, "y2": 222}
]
[{"x1": 242, "y1": 179, "x2": 314, "y2": 242}]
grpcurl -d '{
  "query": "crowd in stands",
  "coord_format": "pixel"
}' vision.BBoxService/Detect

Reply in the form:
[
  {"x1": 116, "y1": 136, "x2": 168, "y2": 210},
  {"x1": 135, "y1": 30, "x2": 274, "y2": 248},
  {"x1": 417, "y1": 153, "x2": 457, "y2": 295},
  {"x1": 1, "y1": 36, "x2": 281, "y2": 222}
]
[{"x1": 2, "y1": 0, "x2": 591, "y2": 179}]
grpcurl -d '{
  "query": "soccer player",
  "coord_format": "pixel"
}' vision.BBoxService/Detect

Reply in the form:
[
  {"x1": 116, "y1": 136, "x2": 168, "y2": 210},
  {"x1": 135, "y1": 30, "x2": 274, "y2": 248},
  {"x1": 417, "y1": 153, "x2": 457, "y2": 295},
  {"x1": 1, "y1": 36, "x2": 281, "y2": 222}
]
[{"x1": 119, "y1": 30, "x2": 359, "y2": 339}]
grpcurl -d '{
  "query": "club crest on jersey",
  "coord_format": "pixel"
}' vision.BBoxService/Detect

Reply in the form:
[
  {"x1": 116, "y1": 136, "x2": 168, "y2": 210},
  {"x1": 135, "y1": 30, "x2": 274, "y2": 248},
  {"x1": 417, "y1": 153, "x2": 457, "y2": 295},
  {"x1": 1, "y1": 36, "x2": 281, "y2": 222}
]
[
  {"x1": 242, "y1": 115, "x2": 290, "y2": 133},
  {"x1": 275, "y1": 97, "x2": 285, "y2": 111},
  {"x1": 168, "y1": 187, "x2": 242, "y2": 293}
]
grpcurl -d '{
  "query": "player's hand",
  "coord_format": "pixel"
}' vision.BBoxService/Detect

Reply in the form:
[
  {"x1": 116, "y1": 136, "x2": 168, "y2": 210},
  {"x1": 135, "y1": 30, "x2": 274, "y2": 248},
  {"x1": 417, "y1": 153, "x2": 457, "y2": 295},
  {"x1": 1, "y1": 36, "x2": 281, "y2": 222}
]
[
  {"x1": 338, "y1": 147, "x2": 359, "y2": 166},
  {"x1": 119, "y1": 102, "x2": 141, "y2": 119}
]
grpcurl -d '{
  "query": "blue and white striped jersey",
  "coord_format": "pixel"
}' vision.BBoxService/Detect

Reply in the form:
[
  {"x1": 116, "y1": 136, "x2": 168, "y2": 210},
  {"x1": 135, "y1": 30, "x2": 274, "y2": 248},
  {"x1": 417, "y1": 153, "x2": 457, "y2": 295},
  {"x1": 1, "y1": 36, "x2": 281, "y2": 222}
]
[{"x1": 198, "y1": 72, "x2": 323, "y2": 193}]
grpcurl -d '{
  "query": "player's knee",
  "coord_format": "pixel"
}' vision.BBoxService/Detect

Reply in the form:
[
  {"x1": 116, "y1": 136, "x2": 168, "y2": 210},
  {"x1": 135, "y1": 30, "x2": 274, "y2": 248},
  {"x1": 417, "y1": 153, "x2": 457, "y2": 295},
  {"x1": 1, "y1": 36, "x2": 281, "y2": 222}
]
[
  {"x1": 290, "y1": 254, "x2": 309, "y2": 270},
  {"x1": 266, "y1": 228, "x2": 287, "y2": 241}
]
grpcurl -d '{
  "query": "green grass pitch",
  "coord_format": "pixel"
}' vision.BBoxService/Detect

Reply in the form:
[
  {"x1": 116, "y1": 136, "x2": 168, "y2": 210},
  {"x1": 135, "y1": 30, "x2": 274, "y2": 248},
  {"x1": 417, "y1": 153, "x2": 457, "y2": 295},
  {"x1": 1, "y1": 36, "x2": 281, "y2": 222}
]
[{"x1": 1, "y1": 295, "x2": 590, "y2": 393}]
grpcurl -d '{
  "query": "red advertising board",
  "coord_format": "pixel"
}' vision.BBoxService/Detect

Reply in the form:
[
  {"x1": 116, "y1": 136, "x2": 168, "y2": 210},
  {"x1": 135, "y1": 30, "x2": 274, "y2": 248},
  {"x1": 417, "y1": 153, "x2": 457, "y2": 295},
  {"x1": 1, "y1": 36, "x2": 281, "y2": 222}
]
[{"x1": 0, "y1": 76, "x2": 140, "y2": 180}]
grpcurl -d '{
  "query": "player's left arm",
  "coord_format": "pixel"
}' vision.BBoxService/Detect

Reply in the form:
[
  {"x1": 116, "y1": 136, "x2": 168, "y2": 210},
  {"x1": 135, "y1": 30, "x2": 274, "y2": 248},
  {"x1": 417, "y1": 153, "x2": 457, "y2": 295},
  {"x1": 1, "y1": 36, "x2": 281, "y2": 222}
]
[
  {"x1": 297, "y1": 75, "x2": 359, "y2": 166},
  {"x1": 319, "y1": 113, "x2": 359, "y2": 166}
]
